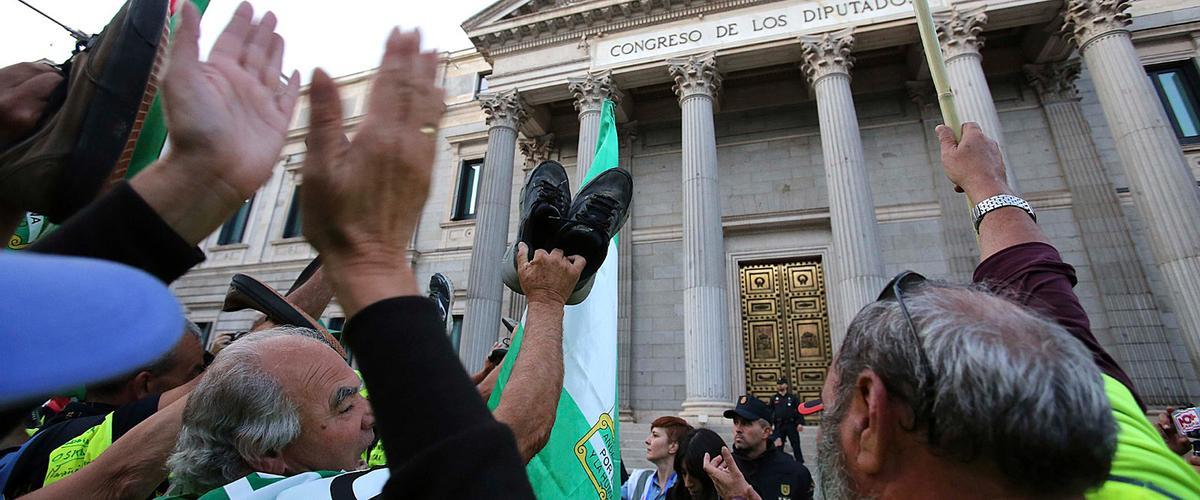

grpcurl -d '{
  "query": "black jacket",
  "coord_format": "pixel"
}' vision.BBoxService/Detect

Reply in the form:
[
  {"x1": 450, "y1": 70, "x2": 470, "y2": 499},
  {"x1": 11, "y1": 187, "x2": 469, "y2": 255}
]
[
  {"x1": 734, "y1": 445, "x2": 813, "y2": 500},
  {"x1": 770, "y1": 392, "x2": 804, "y2": 427}
]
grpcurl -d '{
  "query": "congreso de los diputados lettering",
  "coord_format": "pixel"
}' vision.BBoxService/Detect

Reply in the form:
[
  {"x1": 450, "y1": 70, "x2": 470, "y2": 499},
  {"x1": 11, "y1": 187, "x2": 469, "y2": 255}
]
[{"x1": 172, "y1": 0, "x2": 1200, "y2": 460}]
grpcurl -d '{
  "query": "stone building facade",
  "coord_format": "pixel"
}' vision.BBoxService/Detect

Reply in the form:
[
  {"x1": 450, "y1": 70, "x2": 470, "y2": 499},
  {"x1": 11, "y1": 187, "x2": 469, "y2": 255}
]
[{"x1": 173, "y1": 0, "x2": 1200, "y2": 422}]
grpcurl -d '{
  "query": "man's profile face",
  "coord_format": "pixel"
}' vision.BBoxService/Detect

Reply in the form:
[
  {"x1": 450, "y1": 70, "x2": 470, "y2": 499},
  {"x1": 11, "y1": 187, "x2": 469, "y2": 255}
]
[
  {"x1": 731, "y1": 416, "x2": 770, "y2": 453},
  {"x1": 146, "y1": 332, "x2": 205, "y2": 395},
  {"x1": 259, "y1": 336, "x2": 376, "y2": 472}
]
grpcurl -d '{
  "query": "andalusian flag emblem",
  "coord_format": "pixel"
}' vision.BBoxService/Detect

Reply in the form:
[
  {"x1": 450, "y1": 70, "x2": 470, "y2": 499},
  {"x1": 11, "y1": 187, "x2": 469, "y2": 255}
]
[{"x1": 488, "y1": 99, "x2": 623, "y2": 498}]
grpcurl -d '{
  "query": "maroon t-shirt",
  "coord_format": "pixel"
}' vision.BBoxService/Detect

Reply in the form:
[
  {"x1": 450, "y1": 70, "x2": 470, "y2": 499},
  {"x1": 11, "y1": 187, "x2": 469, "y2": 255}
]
[{"x1": 973, "y1": 242, "x2": 1144, "y2": 410}]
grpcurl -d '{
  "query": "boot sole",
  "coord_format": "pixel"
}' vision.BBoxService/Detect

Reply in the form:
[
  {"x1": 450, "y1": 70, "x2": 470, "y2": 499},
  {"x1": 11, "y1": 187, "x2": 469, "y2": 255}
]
[
  {"x1": 287, "y1": 256, "x2": 324, "y2": 296},
  {"x1": 223, "y1": 274, "x2": 349, "y2": 359},
  {"x1": 55, "y1": 0, "x2": 168, "y2": 221}
]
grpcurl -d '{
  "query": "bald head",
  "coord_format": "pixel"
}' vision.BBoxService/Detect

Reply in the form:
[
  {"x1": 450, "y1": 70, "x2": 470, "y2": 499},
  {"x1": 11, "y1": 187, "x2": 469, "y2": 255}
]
[{"x1": 170, "y1": 327, "x2": 372, "y2": 493}]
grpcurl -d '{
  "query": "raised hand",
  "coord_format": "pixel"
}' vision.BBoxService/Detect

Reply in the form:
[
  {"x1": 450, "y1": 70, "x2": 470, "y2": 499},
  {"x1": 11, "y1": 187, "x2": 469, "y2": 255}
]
[
  {"x1": 161, "y1": 1, "x2": 299, "y2": 202},
  {"x1": 0, "y1": 62, "x2": 62, "y2": 146},
  {"x1": 300, "y1": 29, "x2": 445, "y2": 315},
  {"x1": 703, "y1": 446, "x2": 760, "y2": 500},
  {"x1": 129, "y1": 1, "x2": 299, "y2": 245},
  {"x1": 516, "y1": 243, "x2": 586, "y2": 305},
  {"x1": 1157, "y1": 408, "x2": 1194, "y2": 456},
  {"x1": 935, "y1": 122, "x2": 1010, "y2": 202}
]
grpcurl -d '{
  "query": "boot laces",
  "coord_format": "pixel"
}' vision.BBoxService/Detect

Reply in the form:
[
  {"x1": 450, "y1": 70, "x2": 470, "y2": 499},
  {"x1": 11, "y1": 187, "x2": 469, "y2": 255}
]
[
  {"x1": 567, "y1": 193, "x2": 620, "y2": 231},
  {"x1": 533, "y1": 179, "x2": 565, "y2": 208}
]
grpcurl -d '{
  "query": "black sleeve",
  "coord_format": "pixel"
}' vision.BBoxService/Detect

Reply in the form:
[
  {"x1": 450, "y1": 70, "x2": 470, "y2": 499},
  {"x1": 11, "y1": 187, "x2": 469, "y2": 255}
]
[
  {"x1": 109, "y1": 395, "x2": 161, "y2": 440},
  {"x1": 797, "y1": 465, "x2": 814, "y2": 500},
  {"x1": 30, "y1": 181, "x2": 205, "y2": 283},
  {"x1": 343, "y1": 297, "x2": 534, "y2": 499}
]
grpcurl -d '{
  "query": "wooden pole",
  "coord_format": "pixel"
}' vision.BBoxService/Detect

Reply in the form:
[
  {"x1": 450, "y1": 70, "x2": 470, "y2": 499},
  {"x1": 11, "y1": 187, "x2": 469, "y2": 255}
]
[{"x1": 912, "y1": 0, "x2": 962, "y2": 139}]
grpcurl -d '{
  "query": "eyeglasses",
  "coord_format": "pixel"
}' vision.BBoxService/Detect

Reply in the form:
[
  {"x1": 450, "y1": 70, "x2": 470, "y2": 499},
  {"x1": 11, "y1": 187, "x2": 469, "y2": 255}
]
[{"x1": 876, "y1": 271, "x2": 938, "y2": 436}]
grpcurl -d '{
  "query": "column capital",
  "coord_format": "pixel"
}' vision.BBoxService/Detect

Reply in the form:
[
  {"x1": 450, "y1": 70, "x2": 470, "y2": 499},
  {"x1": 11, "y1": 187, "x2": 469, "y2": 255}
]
[
  {"x1": 1024, "y1": 59, "x2": 1082, "y2": 104},
  {"x1": 905, "y1": 80, "x2": 939, "y2": 119},
  {"x1": 568, "y1": 70, "x2": 623, "y2": 115},
  {"x1": 668, "y1": 52, "x2": 721, "y2": 101},
  {"x1": 799, "y1": 28, "x2": 855, "y2": 84},
  {"x1": 518, "y1": 134, "x2": 556, "y2": 171},
  {"x1": 1062, "y1": 0, "x2": 1132, "y2": 50},
  {"x1": 934, "y1": 6, "x2": 988, "y2": 61},
  {"x1": 619, "y1": 123, "x2": 639, "y2": 151},
  {"x1": 478, "y1": 89, "x2": 527, "y2": 130}
]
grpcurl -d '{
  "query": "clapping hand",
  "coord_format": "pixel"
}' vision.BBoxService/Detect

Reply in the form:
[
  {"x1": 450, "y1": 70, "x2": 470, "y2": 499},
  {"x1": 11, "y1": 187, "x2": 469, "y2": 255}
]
[
  {"x1": 161, "y1": 1, "x2": 299, "y2": 204},
  {"x1": 131, "y1": 2, "x2": 299, "y2": 244},
  {"x1": 300, "y1": 29, "x2": 445, "y2": 315}
]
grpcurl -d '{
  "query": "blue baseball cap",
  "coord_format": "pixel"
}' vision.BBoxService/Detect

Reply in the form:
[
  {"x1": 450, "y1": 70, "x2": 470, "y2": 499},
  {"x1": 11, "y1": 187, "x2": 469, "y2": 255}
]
[{"x1": 0, "y1": 252, "x2": 184, "y2": 410}]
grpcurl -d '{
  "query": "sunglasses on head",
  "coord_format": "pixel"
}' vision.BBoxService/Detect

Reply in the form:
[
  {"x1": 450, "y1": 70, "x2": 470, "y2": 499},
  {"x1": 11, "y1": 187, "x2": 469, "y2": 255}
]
[
  {"x1": 795, "y1": 272, "x2": 935, "y2": 418},
  {"x1": 876, "y1": 271, "x2": 939, "y2": 434}
]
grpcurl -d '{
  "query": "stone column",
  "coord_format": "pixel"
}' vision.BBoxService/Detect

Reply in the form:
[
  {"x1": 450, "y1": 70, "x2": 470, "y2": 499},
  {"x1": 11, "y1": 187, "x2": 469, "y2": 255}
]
[
  {"x1": 569, "y1": 70, "x2": 622, "y2": 187},
  {"x1": 908, "y1": 81, "x2": 978, "y2": 283},
  {"x1": 800, "y1": 29, "x2": 888, "y2": 350},
  {"x1": 667, "y1": 52, "x2": 733, "y2": 418},
  {"x1": 618, "y1": 126, "x2": 637, "y2": 419},
  {"x1": 461, "y1": 90, "x2": 527, "y2": 372},
  {"x1": 1026, "y1": 60, "x2": 1189, "y2": 404},
  {"x1": 935, "y1": 6, "x2": 1019, "y2": 193},
  {"x1": 1063, "y1": 0, "x2": 1200, "y2": 383}
]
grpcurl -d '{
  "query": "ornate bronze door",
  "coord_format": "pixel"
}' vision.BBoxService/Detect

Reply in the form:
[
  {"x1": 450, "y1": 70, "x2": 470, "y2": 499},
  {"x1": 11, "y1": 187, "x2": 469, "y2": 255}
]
[{"x1": 739, "y1": 258, "x2": 832, "y2": 404}]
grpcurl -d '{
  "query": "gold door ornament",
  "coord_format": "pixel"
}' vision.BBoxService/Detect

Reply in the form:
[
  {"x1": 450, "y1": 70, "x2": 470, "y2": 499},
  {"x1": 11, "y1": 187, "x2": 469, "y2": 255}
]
[{"x1": 739, "y1": 258, "x2": 832, "y2": 405}]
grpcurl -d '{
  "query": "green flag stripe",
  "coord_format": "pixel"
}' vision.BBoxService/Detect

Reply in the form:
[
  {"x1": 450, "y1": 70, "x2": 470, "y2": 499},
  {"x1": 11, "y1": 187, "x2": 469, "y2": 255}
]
[{"x1": 125, "y1": 0, "x2": 212, "y2": 179}]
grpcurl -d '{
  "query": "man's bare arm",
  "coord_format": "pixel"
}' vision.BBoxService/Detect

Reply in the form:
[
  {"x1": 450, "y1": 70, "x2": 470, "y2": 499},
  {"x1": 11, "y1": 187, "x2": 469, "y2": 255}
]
[
  {"x1": 477, "y1": 360, "x2": 501, "y2": 400},
  {"x1": 935, "y1": 122, "x2": 1050, "y2": 261},
  {"x1": 20, "y1": 395, "x2": 188, "y2": 500},
  {"x1": 158, "y1": 372, "x2": 202, "y2": 410},
  {"x1": 492, "y1": 244, "x2": 584, "y2": 462}
]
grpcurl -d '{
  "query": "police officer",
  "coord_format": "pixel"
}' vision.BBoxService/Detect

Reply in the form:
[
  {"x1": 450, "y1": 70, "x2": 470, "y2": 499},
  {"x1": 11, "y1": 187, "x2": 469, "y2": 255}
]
[
  {"x1": 769, "y1": 377, "x2": 805, "y2": 463},
  {"x1": 724, "y1": 394, "x2": 813, "y2": 500}
]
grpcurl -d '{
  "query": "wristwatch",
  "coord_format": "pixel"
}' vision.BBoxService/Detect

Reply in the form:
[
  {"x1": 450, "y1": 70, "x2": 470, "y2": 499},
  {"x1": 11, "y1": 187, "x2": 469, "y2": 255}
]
[{"x1": 971, "y1": 194, "x2": 1035, "y2": 232}]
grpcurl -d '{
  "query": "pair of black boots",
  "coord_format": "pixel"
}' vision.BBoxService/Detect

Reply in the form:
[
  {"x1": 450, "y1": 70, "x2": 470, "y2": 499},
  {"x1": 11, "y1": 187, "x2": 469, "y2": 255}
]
[{"x1": 504, "y1": 160, "x2": 633, "y2": 304}]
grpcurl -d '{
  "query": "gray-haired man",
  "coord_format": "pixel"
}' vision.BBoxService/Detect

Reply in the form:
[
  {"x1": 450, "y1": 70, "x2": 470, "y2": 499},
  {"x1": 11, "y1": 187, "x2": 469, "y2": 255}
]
[{"x1": 704, "y1": 123, "x2": 1200, "y2": 499}]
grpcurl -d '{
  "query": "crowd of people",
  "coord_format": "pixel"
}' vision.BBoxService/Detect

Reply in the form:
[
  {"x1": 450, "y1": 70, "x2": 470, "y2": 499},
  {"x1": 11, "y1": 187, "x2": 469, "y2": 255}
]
[{"x1": 1, "y1": 0, "x2": 1199, "y2": 499}]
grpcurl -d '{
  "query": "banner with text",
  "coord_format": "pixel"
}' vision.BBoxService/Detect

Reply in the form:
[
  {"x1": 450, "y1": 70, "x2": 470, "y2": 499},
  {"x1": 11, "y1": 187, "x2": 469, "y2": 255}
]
[{"x1": 593, "y1": 0, "x2": 949, "y2": 67}]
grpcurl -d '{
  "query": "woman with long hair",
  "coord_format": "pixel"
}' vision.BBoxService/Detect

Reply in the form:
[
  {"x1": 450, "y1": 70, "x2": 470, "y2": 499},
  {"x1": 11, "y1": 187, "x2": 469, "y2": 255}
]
[{"x1": 666, "y1": 428, "x2": 727, "y2": 500}]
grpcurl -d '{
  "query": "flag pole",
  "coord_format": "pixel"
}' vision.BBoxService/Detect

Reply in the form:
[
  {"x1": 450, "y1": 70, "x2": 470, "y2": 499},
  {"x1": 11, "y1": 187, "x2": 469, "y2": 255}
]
[{"x1": 911, "y1": 0, "x2": 961, "y2": 139}]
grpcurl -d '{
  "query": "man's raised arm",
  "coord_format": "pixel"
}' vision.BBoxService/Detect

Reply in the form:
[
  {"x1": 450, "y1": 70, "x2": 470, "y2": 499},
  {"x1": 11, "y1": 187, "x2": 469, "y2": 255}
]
[
  {"x1": 935, "y1": 121, "x2": 1138, "y2": 403},
  {"x1": 298, "y1": 29, "x2": 533, "y2": 499}
]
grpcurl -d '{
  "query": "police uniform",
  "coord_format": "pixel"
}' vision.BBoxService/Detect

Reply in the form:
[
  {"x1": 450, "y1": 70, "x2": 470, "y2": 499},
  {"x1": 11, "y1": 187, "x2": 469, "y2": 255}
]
[
  {"x1": 723, "y1": 395, "x2": 813, "y2": 500},
  {"x1": 769, "y1": 381, "x2": 806, "y2": 463},
  {"x1": 734, "y1": 444, "x2": 813, "y2": 500}
]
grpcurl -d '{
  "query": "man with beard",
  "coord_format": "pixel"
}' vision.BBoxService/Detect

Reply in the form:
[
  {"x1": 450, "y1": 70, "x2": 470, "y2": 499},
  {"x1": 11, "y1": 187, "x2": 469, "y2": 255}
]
[
  {"x1": 722, "y1": 395, "x2": 812, "y2": 500},
  {"x1": 703, "y1": 123, "x2": 1200, "y2": 499}
]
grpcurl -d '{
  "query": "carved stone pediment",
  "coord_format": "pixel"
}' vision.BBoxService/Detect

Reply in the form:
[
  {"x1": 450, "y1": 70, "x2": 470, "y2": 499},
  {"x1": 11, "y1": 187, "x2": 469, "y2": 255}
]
[{"x1": 463, "y1": 0, "x2": 779, "y2": 61}]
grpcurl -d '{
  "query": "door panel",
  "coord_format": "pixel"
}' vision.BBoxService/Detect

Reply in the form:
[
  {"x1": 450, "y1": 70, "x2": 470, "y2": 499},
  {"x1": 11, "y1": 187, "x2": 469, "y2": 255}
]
[{"x1": 739, "y1": 258, "x2": 833, "y2": 405}]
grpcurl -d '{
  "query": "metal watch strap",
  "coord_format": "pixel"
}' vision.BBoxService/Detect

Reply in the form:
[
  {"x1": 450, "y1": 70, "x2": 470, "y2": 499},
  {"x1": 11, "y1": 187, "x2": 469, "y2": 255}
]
[{"x1": 971, "y1": 194, "x2": 1035, "y2": 232}]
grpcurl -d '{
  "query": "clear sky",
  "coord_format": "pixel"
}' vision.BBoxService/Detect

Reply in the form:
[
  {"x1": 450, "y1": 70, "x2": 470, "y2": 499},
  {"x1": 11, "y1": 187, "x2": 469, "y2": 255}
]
[{"x1": 1, "y1": 0, "x2": 496, "y2": 81}]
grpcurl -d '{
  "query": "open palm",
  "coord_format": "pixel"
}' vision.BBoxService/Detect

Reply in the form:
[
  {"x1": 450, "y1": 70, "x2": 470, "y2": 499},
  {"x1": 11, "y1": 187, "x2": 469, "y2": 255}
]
[
  {"x1": 300, "y1": 29, "x2": 445, "y2": 262},
  {"x1": 161, "y1": 2, "x2": 299, "y2": 200}
]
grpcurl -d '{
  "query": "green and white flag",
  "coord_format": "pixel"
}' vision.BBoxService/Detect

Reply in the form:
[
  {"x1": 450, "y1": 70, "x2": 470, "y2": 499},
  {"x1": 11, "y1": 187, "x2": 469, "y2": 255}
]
[{"x1": 487, "y1": 99, "x2": 623, "y2": 498}]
